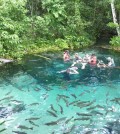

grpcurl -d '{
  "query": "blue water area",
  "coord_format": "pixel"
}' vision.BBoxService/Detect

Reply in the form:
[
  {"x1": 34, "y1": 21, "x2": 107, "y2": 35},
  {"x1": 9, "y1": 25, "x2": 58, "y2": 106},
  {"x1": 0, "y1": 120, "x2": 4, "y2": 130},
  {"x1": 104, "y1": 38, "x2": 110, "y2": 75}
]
[{"x1": 0, "y1": 47, "x2": 120, "y2": 134}]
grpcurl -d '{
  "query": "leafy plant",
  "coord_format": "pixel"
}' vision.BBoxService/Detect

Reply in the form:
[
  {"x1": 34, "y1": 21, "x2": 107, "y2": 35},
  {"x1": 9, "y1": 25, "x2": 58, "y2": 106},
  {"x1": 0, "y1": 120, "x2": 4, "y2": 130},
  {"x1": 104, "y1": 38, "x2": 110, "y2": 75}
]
[{"x1": 110, "y1": 36, "x2": 120, "y2": 46}]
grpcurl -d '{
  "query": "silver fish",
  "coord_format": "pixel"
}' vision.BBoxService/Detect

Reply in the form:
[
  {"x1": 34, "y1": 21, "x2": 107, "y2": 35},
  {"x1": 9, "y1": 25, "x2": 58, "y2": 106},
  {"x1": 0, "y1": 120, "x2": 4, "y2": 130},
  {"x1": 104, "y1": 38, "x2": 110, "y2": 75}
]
[
  {"x1": 28, "y1": 103, "x2": 40, "y2": 106},
  {"x1": 76, "y1": 113, "x2": 92, "y2": 117},
  {"x1": 45, "y1": 117, "x2": 66, "y2": 126},
  {"x1": 56, "y1": 117, "x2": 67, "y2": 122},
  {"x1": 58, "y1": 94, "x2": 70, "y2": 99},
  {"x1": 25, "y1": 117, "x2": 41, "y2": 121},
  {"x1": 29, "y1": 120, "x2": 39, "y2": 127},
  {"x1": 18, "y1": 125, "x2": 33, "y2": 130},
  {"x1": 50, "y1": 104, "x2": 57, "y2": 113},
  {"x1": 65, "y1": 116, "x2": 74, "y2": 124},
  {"x1": 47, "y1": 110, "x2": 58, "y2": 117},
  {"x1": 62, "y1": 98, "x2": 69, "y2": 107},
  {"x1": 45, "y1": 121, "x2": 57, "y2": 126},
  {"x1": 71, "y1": 94, "x2": 77, "y2": 99},
  {"x1": 91, "y1": 110, "x2": 104, "y2": 116},
  {"x1": 5, "y1": 90, "x2": 12, "y2": 96},
  {"x1": 0, "y1": 128, "x2": 6, "y2": 133},
  {"x1": 58, "y1": 104, "x2": 63, "y2": 114},
  {"x1": 0, "y1": 96, "x2": 14, "y2": 101},
  {"x1": 74, "y1": 117, "x2": 90, "y2": 121},
  {"x1": 87, "y1": 106, "x2": 97, "y2": 111},
  {"x1": 12, "y1": 131, "x2": 27, "y2": 134},
  {"x1": 0, "y1": 120, "x2": 5, "y2": 125},
  {"x1": 79, "y1": 92, "x2": 85, "y2": 96},
  {"x1": 69, "y1": 100, "x2": 80, "y2": 105}
]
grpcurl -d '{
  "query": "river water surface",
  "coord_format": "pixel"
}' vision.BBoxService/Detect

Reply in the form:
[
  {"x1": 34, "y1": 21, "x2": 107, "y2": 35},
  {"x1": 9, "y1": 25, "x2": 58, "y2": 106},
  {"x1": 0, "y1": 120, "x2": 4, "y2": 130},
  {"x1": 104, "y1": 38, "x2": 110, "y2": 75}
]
[{"x1": 0, "y1": 47, "x2": 120, "y2": 134}]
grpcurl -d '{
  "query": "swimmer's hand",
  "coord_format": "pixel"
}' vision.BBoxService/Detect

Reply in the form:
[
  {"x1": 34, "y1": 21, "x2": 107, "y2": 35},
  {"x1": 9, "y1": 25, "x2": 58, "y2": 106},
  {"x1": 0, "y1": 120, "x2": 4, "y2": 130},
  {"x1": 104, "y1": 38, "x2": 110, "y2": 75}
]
[{"x1": 56, "y1": 71, "x2": 61, "y2": 73}]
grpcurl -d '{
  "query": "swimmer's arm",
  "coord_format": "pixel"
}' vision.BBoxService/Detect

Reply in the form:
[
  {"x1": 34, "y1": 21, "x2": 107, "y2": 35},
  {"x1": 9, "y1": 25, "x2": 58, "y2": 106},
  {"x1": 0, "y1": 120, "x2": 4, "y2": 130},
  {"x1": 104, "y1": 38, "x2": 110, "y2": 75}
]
[
  {"x1": 57, "y1": 70, "x2": 66, "y2": 73},
  {"x1": 69, "y1": 70, "x2": 79, "y2": 74}
]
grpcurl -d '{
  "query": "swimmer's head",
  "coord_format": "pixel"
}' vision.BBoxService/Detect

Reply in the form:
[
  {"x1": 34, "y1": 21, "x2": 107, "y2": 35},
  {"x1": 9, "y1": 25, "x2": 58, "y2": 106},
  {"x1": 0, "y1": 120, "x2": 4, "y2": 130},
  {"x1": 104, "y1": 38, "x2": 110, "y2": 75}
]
[
  {"x1": 107, "y1": 57, "x2": 111, "y2": 61},
  {"x1": 75, "y1": 53, "x2": 78, "y2": 55},
  {"x1": 99, "y1": 60, "x2": 104, "y2": 64}
]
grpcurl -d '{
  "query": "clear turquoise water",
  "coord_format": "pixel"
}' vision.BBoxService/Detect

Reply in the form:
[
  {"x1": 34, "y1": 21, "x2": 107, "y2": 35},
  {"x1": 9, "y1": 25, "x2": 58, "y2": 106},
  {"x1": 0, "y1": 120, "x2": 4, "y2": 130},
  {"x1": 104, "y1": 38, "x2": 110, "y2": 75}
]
[{"x1": 0, "y1": 47, "x2": 120, "y2": 134}]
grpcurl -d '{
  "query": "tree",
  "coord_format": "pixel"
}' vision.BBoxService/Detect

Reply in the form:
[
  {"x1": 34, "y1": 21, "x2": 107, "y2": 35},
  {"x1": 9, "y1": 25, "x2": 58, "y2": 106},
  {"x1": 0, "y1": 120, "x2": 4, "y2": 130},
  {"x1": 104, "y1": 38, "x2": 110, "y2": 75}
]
[{"x1": 110, "y1": 0, "x2": 120, "y2": 36}]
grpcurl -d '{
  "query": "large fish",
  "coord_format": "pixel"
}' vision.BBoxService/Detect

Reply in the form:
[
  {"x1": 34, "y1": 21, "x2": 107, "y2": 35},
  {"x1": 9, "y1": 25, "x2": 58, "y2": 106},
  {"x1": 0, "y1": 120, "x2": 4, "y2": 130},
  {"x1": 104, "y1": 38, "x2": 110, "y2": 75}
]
[
  {"x1": 0, "y1": 120, "x2": 5, "y2": 125},
  {"x1": 74, "y1": 117, "x2": 90, "y2": 121},
  {"x1": 44, "y1": 121, "x2": 57, "y2": 126},
  {"x1": 87, "y1": 106, "x2": 97, "y2": 111},
  {"x1": 47, "y1": 110, "x2": 58, "y2": 117},
  {"x1": 57, "y1": 94, "x2": 70, "y2": 99},
  {"x1": 110, "y1": 97, "x2": 120, "y2": 102},
  {"x1": 0, "y1": 128, "x2": 6, "y2": 133},
  {"x1": 12, "y1": 131, "x2": 27, "y2": 134},
  {"x1": 84, "y1": 90, "x2": 90, "y2": 93},
  {"x1": 12, "y1": 104, "x2": 26, "y2": 113},
  {"x1": 56, "y1": 117, "x2": 67, "y2": 122},
  {"x1": 71, "y1": 94, "x2": 77, "y2": 99},
  {"x1": 56, "y1": 96, "x2": 61, "y2": 103},
  {"x1": 5, "y1": 90, "x2": 12, "y2": 96},
  {"x1": 62, "y1": 98, "x2": 69, "y2": 107},
  {"x1": 28, "y1": 103, "x2": 40, "y2": 106},
  {"x1": 74, "y1": 101, "x2": 90, "y2": 107},
  {"x1": 96, "y1": 104, "x2": 105, "y2": 110},
  {"x1": 29, "y1": 120, "x2": 39, "y2": 127},
  {"x1": 65, "y1": 116, "x2": 74, "y2": 124},
  {"x1": 69, "y1": 100, "x2": 80, "y2": 105},
  {"x1": 50, "y1": 104, "x2": 57, "y2": 113},
  {"x1": 76, "y1": 113, "x2": 92, "y2": 117},
  {"x1": 91, "y1": 110, "x2": 104, "y2": 116},
  {"x1": 0, "y1": 96, "x2": 14, "y2": 102},
  {"x1": 45, "y1": 117, "x2": 67, "y2": 126},
  {"x1": 76, "y1": 100, "x2": 95, "y2": 108},
  {"x1": 79, "y1": 92, "x2": 85, "y2": 96},
  {"x1": 11, "y1": 100, "x2": 23, "y2": 105},
  {"x1": 17, "y1": 125, "x2": 33, "y2": 130},
  {"x1": 58, "y1": 104, "x2": 63, "y2": 114},
  {"x1": 25, "y1": 117, "x2": 41, "y2": 121}
]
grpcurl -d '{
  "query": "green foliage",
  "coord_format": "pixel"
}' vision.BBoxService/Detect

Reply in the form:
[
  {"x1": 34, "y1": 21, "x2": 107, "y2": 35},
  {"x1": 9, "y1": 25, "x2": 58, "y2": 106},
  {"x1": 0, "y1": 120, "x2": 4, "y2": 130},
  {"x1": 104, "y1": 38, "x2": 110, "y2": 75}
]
[
  {"x1": 110, "y1": 36, "x2": 120, "y2": 46},
  {"x1": 65, "y1": 35, "x2": 92, "y2": 49},
  {"x1": 1, "y1": 0, "x2": 119, "y2": 59},
  {"x1": 55, "y1": 38, "x2": 69, "y2": 49},
  {"x1": 107, "y1": 22, "x2": 119, "y2": 29}
]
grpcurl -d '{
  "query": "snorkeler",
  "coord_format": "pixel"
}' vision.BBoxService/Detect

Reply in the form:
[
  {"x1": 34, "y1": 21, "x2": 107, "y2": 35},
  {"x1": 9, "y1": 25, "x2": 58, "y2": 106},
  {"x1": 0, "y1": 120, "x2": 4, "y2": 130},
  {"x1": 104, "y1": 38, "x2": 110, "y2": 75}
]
[{"x1": 57, "y1": 66, "x2": 79, "y2": 74}]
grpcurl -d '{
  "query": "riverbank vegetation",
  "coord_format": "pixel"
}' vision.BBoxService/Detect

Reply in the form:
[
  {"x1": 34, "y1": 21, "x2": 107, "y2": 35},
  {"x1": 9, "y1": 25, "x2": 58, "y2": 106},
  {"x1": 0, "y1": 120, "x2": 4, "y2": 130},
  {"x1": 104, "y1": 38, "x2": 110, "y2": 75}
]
[{"x1": 0, "y1": 0, "x2": 120, "y2": 59}]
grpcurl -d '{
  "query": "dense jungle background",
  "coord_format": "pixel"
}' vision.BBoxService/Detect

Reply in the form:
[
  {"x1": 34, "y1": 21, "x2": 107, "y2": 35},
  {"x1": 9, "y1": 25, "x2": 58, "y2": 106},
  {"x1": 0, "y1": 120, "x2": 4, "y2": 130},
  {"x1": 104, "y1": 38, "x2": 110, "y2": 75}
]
[{"x1": 0, "y1": 0, "x2": 120, "y2": 59}]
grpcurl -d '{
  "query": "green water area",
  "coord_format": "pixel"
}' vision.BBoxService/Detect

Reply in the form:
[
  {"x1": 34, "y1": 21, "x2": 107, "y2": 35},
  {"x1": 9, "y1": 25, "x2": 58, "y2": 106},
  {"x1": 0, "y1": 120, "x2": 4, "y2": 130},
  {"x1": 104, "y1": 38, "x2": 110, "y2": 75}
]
[{"x1": 0, "y1": 47, "x2": 120, "y2": 134}]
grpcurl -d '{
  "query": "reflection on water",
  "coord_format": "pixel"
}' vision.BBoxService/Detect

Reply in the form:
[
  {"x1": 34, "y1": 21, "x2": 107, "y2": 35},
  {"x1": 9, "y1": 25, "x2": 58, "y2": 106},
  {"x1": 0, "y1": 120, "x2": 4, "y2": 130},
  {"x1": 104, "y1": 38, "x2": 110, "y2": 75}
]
[{"x1": 0, "y1": 47, "x2": 120, "y2": 134}]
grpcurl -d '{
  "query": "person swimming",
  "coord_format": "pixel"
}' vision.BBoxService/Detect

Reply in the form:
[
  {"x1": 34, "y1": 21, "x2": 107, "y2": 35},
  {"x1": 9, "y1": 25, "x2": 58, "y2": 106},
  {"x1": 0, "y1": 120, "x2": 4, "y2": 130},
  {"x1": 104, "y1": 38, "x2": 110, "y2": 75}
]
[
  {"x1": 81, "y1": 54, "x2": 91, "y2": 69},
  {"x1": 106, "y1": 57, "x2": 115, "y2": 67},
  {"x1": 63, "y1": 50, "x2": 70, "y2": 62},
  {"x1": 89, "y1": 54, "x2": 97, "y2": 66},
  {"x1": 97, "y1": 60, "x2": 106, "y2": 68},
  {"x1": 57, "y1": 66, "x2": 79, "y2": 74},
  {"x1": 71, "y1": 53, "x2": 82, "y2": 67}
]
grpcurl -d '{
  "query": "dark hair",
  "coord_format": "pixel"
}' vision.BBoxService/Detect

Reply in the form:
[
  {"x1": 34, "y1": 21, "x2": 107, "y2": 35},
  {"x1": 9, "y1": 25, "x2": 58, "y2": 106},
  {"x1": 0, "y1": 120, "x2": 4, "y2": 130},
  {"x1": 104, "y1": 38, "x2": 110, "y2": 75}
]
[{"x1": 91, "y1": 54, "x2": 95, "y2": 56}]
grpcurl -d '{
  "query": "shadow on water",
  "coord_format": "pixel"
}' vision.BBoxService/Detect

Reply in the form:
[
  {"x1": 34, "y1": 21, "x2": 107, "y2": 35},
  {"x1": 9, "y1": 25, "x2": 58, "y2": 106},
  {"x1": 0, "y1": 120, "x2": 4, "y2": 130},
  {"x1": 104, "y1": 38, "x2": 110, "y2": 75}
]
[{"x1": 0, "y1": 47, "x2": 120, "y2": 134}]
